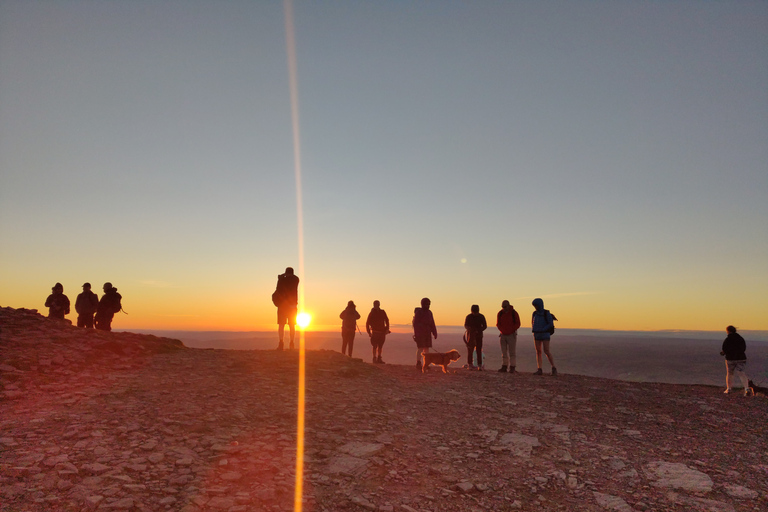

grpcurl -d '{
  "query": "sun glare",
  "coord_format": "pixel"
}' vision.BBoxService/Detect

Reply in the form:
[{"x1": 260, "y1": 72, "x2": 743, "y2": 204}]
[{"x1": 296, "y1": 312, "x2": 311, "y2": 329}]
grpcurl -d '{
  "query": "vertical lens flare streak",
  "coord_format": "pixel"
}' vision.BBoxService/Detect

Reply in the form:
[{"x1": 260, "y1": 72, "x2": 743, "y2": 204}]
[{"x1": 284, "y1": 1, "x2": 306, "y2": 511}]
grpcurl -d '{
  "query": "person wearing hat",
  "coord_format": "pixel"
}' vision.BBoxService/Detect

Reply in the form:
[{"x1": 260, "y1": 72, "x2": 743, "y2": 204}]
[
  {"x1": 75, "y1": 282, "x2": 99, "y2": 328},
  {"x1": 95, "y1": 282, "x2": 122, "y2": 331},
  {"x1": 44, "y1": 283, "x2": 70, "y2": 320},
  {"x1": 339, "y1": 300, "x2": 361, "y2": 357}
]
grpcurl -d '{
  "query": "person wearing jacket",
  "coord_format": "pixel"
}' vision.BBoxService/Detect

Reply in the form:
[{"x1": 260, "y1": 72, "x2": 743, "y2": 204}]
[
  {"x1": 721, "y1": 325, "x2": 752, "y2": 395},
  {"x1": 532, "y1": 298, "x2": 557, "y2": 376},
  {"x1": 464, "y1": 304, "x2": 488, "y2": 370},
  {"x1": 412, "y1": 297, "x2": 437, "y2": 371},
  {"x1": 496, "y1": 300, "x2": 521, "y2": 373},
  {"x1": 75, "y1": 282, "x2": 99, "y2": 328},
  {"x1": 366, "y1": 300, "x2": 390, "y2": 364},
  {"x1": 95, "y1": 282, "x2": 122, "y2": 331},
  {"x1": 339, "y1": 301, "x2": 361, "y2": 357},
  {"x1": 44, "y1": 283, "x2": 70, "y2": 320},
  {"x1": 274, "y1": 267, "x2": 300, "y2": 350}
]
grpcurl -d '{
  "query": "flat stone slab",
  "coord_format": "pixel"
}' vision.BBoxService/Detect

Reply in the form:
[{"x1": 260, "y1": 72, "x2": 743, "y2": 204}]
[
  {"x1": 645, "y1": 462, "x2": 713, "y2": 492},
  {"x1": 326, "y1": 455, "x2": 368, "y2": 475},
  {"x1": 337, "y1": 442, "x2": 384, "y2": 458},
  {"x1": 593, "y1": 492, "x2": 633, "y2": 512},
  {"x1": 498, "y1": 433, "x2": 540, "y2": 458}
]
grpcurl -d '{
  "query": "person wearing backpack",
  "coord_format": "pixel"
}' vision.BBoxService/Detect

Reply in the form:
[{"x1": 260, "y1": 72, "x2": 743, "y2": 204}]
[
  {"x1": 339, "y1": 300, "x2": 361, "y2": 357},
  {"x1": 496, "y1": 300, "x2": 521, "y2": 373},
  {"x1": 412, "y1": 297, "x2": 437, "y2": 371},
  {"x1": 95, "y1": 282, "x2": 122, "y2": 331},
  {"x1": 531, "y1": 298, "x2": 557, "y2": 376}
]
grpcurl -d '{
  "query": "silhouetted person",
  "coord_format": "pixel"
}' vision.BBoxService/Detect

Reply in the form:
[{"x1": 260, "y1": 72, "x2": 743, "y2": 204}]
[
  {"x1": 95, "y1": 282, "x2": 122, "y2": 331},
  {"x1": 496, "y1": 300, "x2": 521, "y2": 373},
  {"x1": 721, "y1": 326, "x2": 752, "y2": 396},
  {"x1": 273, "y1": 267, "x2": 299, "y2": 350},
  {"x1": 339, "y1": 300, "x2": 360, "y2": 357},
  {"x1": 45, "y1": 283, "x2": 70, "y2": 320},
  {"x1": 75, "y1": 282, "x2": 99, "y2": 328},
  {"x1": 366, "y1": 300, "x2": 390, "y2": 364},
  {"x1": 532, "y1": 298, "x2": 557, "y2": 376},
  {"x1": 412, "y1": 297, "x2": 437, "y2": 371},
  {"x1": 464, "y1": 304, "x2": 487, "y2": 370}
]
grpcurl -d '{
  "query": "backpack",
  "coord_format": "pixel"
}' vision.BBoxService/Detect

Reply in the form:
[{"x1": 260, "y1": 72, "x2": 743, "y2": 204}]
[{"x1": 547, "y1": 310, "x2": 558, "y2": 335}]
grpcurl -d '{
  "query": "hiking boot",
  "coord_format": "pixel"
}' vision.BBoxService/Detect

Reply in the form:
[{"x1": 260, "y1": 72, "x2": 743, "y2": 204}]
[
  {"x1": 289, "y1": 342, "x2": 295, "y2": 350},
  {"x1": 509, "y1": 366, "x2": 516, "y2": 374},
  {"x1": 467, "y1": 364, "x2": 476, "y2": 370},
  {"x1": 745, "y1": 388, "x2": 754, "y2": 397},
  {"x1": 498, "y1": 365, "x2": 508, "y2": 373},
  {"x1": 478, "y1": 365, "x2": 484, "y2": 371},
  {"x1": 377, "y1": 357, "x2": 385, "y2": 364},
  {"x1": 551, "y1": 367, "x2": 558, "y2": 376},
  {"x1": 373, "y1": 357, "x2": 377, "y2": 364},
  {"x1": 533, "y1": 368, "x2": 543, "y2": 376},
  {"x1": 276, "y1": 342, "x2": 284, "y2": 351}
]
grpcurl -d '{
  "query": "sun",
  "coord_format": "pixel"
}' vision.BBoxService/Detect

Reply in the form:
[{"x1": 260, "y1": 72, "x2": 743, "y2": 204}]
[{"x1": 296, "y1": 312, "x2": 311, "y2": 329}]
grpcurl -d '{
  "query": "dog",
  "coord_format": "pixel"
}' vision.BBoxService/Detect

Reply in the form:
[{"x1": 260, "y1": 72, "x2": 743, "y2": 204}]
[
  {"x1": 422, "y1": 350, "x2": 461, "y2": 373},
  {"x1": 749, "y1": 380, "x2": 767, "y2": 397}
]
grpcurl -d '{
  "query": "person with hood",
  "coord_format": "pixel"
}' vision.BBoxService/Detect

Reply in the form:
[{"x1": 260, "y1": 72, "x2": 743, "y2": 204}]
[
  {"x1": 721, "y1": 326, "x2": 752, "y2": 396},
  {"x1": 366, "y1": 300, "x2": 390, "y2": 364},
  {"x1": 531, "y1": 298, "x2": 557, "y2": 376},
  {"x1": 496, "y1": 300, "x2": 521, "y2": 373},
  {"x1": 464, "y1": 304, "x2": 488, "y2": 370},
  {"x1": 412, "y1": 297, "x2": 438, "y2": 371},
  {"x1": 44, "y1": 283, "x2": 70, "y2": 320},
  {"x1": 75, "y1": 282, "x2": 99, "y2": 328},
  {"x1": 95, "y1": 282, "x2": 122, "y2": 331},
  {"x1": 339, "y1": 300, "x2": 361, "y2": 357},
  {"x1": 273, "y1": 267, "x2": 300, "y2": 350}
]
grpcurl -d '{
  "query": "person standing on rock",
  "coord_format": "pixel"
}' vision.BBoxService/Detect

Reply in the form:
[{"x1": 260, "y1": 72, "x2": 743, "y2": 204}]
[
  {"x1": 75, "y1": 282, "x2": 99, "y2": 328},
  {"x1": 532, "y1": 298, "x2": 557, "y2": 376},
  {"x1": 273, "y1": 267, "x2": 299, "y2": 350},
  {"x1": 95, "y1": 282, "x2": 122, "y2": 331},
  {"x1": 412, "y1": 297, "x2": 437, "y2": 371},
  {"x1": 496, "y1": 300, "x2": 521, "y2": 373},
  {"x1": 464, "y1": 304, "x2": 487, "y2": 370},
  {"x1": 721, "y1": 325, "x2": 752, "y2": 396},
  {"x1": 44, "y1": 282, "x2": 70, "y2": 320},
  {"x1": 366, "y1": 300, "x2": 390, "y2": 364},
  {"x1": 339, "y1": 300, "x2": 361, "y2": 357}
]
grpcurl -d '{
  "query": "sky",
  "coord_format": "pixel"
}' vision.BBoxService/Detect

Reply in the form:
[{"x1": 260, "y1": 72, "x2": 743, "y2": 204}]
[{"x1": 1, "y1": 0, "x2": 766, "y2": 332}]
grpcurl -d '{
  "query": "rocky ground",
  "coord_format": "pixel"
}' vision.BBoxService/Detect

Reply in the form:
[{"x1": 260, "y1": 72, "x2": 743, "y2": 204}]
[{"x1": 1, "y1": 306, "x2": 767, "y2": 512}]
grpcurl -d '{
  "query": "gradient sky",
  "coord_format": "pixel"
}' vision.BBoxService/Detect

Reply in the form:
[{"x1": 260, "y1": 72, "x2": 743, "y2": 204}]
[{"x1": 1, "y1": 0, "x2": 766, "y2": 332}]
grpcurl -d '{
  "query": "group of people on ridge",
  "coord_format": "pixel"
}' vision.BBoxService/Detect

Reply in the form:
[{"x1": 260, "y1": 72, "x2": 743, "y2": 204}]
[
  {"x1": 44, "y1": 282, "x2": 123, "y2": 331},
  {"x1": 412, "y1": 297, "x2": 557, "y2": 374}
]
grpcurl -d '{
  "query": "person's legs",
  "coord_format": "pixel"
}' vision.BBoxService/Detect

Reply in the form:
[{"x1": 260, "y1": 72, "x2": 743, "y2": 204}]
[
  {"x1": 534, "y1": 338, "x2": 543, "y2": 369},
  {"x1": 542, "y1": 339, "x2": 555, "y2": 368},
  {"x1": 509, "y1": 332, "x2": 517, "y2": 369},
  {"x1": 499, "y1": 335, "x2": 509, "y2": 367},
  {"x1": 476, "y1": 335, "x2": 484, "y2": 369},
  {"x1": 467, "y1": 342, "x2": 476, "y2": 367},
  {"x1": 733, "y1": 360, "x2": 749, "y2": 390},
  {"x1": 725, "y1": 360, "x2": 732, "y2": 390},
  {"x1": 348, "y1": 335, "x2": 355, "y2": 357}
]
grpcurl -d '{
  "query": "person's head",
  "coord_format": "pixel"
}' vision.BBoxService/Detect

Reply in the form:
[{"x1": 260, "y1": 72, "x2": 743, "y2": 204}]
[
  {"x1": 103, "y1": 282, "x2": 113, "y2": 292},
  {"x1": 82, "y1": 283, "x2": 91, "y2": 291},
  {"x1": 348, "y1": 300, "x2": 356, "y2": 308},
  {"x1": 501, "y1": 300, "x2": 510, "y2": 309},
  {"x1": 726, "y1": 325, "x2": 737, "y2": 334},
  {"x1": 471, "y1": 304, "x2": 480, "y2": 314},
  {"x1": 53, "y1": 282, "x2": 63, "y2": 293},
  {"x1": 532, "y1": 298, "x2": 544, "y2": 311},
  {"x1": 285, "y1": 267, "x2": 294, "y2": 276},
  {"x1": 420, "y1": 297, "x2": 431, "y2": 309},
  {"x1": 373, "y1": 300, "x2": 380, "y2": 309}
]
